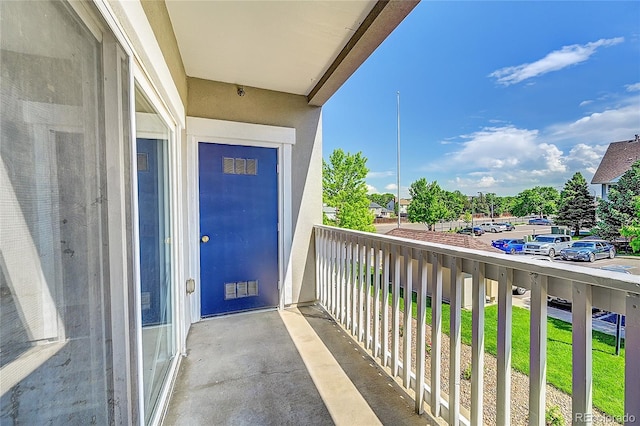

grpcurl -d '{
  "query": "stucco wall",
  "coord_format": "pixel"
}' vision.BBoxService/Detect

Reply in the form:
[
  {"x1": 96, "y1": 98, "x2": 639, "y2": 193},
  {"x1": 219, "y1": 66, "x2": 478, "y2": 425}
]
[
  {"x1": 188, "y1": 78, "x2": 323, "y2": 304},
  {"x1": 139, "y1": 0, "x2": 188, "y2": 106}
]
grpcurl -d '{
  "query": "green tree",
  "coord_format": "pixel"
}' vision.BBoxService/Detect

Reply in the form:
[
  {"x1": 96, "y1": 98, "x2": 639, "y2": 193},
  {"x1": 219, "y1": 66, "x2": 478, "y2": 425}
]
[
  {"x1": 511, "y1": 186, "x2": 559, "y2": 217},
  {"x1": 442, "y1": 190, "x2": 466, "y2": 221},
  {"x1": 323, "y1": 149, "x2": 375, "y2": 232},
  {"x1": 555, "y1": 172, "x2": 596, "y2": 236},
  {"x1": 596, "y1": 161, "x2": 640, "y2": 241},
  {"x1": 407, "y1": 178, "x2": 449, "y2": 230},
  {"x1": 620, "y1": 197, "x2": 640, "y2": 252}
]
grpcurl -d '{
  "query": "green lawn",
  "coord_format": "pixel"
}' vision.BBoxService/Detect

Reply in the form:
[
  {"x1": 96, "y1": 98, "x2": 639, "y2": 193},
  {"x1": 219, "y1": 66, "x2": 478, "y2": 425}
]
[{"x1": 394, "y1": 293, "x2": 625, "y2": 416}]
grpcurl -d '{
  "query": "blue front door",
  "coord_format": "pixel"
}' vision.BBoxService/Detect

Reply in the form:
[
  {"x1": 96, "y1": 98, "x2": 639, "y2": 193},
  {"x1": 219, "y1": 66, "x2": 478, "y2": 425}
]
[{"x1": 199, "y1": 143, "x2": 279, "y2": 316}]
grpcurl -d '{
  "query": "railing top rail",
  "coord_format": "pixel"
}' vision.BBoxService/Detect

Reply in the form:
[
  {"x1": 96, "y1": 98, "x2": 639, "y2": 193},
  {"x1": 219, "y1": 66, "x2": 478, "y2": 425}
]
[{"x1": 314, "y1": 224, "x2": 640, "y2": 295}]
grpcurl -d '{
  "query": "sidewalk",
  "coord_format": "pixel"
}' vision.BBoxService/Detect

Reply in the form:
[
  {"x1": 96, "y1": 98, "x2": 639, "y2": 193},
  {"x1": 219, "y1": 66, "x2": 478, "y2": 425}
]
[{"x1": 512, "y1": 295, "x2": 625, "y2": 339}]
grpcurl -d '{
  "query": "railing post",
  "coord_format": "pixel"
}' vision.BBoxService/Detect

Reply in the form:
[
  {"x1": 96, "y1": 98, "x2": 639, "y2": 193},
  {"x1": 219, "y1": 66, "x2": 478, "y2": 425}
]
[
  {"x1": 497, "y1": 266, "x2": 513, "y2": 426},
  {"x1": 625, "y1": 293, "x2": 640, "y2": 424},
  {"x1": 572, "y1": 282, "x2": 593, "y2": 425},
  {"x1": 430, "y1": 252, "x2": 443, "y2": 418},
  {"x1": 529, "y1": 273, "x2": 548, "y2": 425},
  {"x1": 415, "y1": 250, "x2": 428, "y2": 414},
  {"x1": 449, "y1": 257, "x2": 462, "y2": 426},
  {"x1": 392, "y1": 245, "x2": 401, "y2": 377},
  {"x1": 471, "y1": 261, "x2": 485, "y2": 426},
  {"x1": 402, "y1": 246, "x2": 413, "y2": 388}
]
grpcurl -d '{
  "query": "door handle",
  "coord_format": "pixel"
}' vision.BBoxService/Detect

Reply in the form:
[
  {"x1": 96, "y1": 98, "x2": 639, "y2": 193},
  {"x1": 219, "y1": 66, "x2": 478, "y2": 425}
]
[{"x1": 201, "y1": 235, "x2": 210, "y2": 243}]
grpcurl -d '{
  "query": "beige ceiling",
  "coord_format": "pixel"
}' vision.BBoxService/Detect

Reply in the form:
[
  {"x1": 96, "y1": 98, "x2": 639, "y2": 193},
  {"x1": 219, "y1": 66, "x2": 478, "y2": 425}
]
[{"x1": 165, "y1": 0, "x2": 418, "y2": 105}]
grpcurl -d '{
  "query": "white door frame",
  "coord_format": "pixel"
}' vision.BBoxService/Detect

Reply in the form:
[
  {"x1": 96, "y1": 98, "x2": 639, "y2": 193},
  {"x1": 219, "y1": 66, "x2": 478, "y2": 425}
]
[{"x1": 187, "y1": 117, "x2": 295, "y2": 322}]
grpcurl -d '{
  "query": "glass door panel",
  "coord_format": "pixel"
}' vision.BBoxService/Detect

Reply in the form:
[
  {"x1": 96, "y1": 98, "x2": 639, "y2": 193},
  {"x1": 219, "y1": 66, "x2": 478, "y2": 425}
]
[{"x1": 134, "y1": 85, "x2": 174, "y2": 424}]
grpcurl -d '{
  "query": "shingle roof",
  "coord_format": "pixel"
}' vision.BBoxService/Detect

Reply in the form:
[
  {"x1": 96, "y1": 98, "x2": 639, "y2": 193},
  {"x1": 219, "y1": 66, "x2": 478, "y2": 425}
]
[
  {"x1": 385, "y1": 228, "x2": 502, "y2": 253},
  {"x1": 591, "y1": 137, "x2": 640, "y2": 184}
]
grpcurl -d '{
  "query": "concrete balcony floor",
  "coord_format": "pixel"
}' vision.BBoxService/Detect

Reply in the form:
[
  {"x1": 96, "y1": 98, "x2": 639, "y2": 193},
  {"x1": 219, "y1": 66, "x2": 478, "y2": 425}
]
[{"x1": 164, "y1": 305, "x2": 441, "y2": 425}]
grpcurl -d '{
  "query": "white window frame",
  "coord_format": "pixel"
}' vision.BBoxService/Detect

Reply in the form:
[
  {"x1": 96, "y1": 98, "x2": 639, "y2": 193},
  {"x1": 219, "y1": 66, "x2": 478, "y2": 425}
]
[
  {"x1": 133, "y1": 67, "x2": 184, "y2": 426},
  {"x1": 187, "y1": 117, "x2": 295, "y2": 322}
]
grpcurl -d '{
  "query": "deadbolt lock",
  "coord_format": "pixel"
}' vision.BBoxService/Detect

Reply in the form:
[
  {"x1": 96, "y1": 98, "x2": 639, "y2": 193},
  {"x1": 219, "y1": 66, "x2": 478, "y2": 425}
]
[{"x1": 201, "y1": 235, "x2": 210, "y2": 243}]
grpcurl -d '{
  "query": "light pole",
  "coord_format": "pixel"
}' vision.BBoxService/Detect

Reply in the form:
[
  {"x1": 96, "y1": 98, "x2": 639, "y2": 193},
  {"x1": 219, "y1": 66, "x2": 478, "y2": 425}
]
[{"x1": 396, "y1": 91, "x2": 401, "y2": 229}]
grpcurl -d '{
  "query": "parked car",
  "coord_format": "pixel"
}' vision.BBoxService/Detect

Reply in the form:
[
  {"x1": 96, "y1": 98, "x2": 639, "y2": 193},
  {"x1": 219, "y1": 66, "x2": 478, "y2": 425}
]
[
  {"x1": 478, "y1": 222, "x2": 503, "y2": 233},
  {"x1": 492, "y1": 238, "x2": 525, "y2": 254},
  {"x1": 522, "y1": 234, "x2": 572, "y2": 257},
  {"x1": 528, "y1": 217, "x2": 552, "y2": 225},
  {"x1": 497, "y1": 222, "x2": 515, "y2": 231},
  {"x1": 513, "y1": 256, "x2": 553, "y2": 295},
  {"x1": 457, "y1": 226, "x2": 483, "y2": 236},
  {"x1": 559, "y1": 240, "x2": 616, "y2": 262}
]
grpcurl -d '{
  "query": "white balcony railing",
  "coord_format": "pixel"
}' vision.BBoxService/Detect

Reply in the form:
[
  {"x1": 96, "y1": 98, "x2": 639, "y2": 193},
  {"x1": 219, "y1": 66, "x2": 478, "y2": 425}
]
[{"x1": 314, "y1": 225, "x2": 640, "y2": 425}]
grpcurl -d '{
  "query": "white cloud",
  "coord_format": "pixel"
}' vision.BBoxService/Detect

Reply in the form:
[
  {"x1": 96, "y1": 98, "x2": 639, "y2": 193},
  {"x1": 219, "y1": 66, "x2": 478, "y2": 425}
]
[
  {"x1": 367, "y1": 170, "x2": 394, "y2": 178},
  {"x1": 547, "y1": 100, "x2": 640, "y2": 144},
  {"x1": 579, "y1": 100, "x2": 593, "y2": 107},
  {"x1": 626, "y1": 82, "x2": 640, "y2": 92},
  {"x1": 539, "y1": 143, "x2": 566, "y2": 173},
  {"x1": 489, "y1": 37, "x2": 624, "y2": 86},
  {"x1": 366, "y1": 184, "x2": 378, "y2": 194},
  {"x1": 384, "y1": 183, "x2": 398, "y2": 191}
]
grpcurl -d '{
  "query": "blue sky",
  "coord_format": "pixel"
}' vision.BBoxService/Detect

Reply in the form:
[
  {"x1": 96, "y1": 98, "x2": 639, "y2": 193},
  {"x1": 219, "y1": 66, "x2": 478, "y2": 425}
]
[{"x1": 323, "y1": 1, "x2": 640, "y2": 197}]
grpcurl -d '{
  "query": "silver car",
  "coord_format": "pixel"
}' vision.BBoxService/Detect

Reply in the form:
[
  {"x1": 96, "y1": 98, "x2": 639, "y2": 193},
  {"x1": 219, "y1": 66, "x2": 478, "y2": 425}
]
[{"x1": 523, "y1": 234, "x2": 572, "y2": 257}]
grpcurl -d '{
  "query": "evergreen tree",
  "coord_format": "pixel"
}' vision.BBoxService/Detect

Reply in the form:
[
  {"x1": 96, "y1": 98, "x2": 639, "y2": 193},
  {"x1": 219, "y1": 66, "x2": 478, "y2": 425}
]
[
  {"x1": 407, "y1": 178, "x2": 449, "y2": 230},
  {"x1": 555, "y1": 172, "x2": 596, "y2": 236},
  {"x1": 323, "y1": 149, "x2": 375, "y2": 232},
  {"x1": 595, "y1": 161, "x2": 640, "y2": 241}
]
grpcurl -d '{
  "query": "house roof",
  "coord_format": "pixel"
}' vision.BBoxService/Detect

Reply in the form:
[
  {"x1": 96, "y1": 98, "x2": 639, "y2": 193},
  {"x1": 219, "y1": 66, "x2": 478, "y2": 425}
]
[
  {"x1": 591, "y1": 137, "x2": 640, "y2": 184},
  {"x1": 369, "y1": 202, "x2": 383, "y2": 209},
  {"x1": 385, "y1": 228, "x2": 502, "y2": 253},
  {"x1": 165, "y1": 1, "x2": 419, "y2": 106}
]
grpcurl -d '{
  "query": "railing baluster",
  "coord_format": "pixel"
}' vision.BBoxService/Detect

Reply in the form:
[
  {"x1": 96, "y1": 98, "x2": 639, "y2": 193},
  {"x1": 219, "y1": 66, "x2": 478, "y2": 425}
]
[
  {"x1": 373, "y1": 242, "x2": 381, "y2": 359},
  {"x1": 328, "y1": 231, "x2": 336, "y2": 315},
  {"x1": 344, "y1": 236, "x2": 351, "y2": 330},
  {"x1": 318, "y1": 229, "x2": 325, "y2": 305},
  {"x1": 403, "y1": 246, "x2": 413, "y2": 388},
  {"x1": 497, "y1": 266, "x2": 513, "y2": 426},
  {"x1": 415, "y1": 250, "x2": 428, "y2": 414},
  {"x1": 336, "y1": 232, "x2": 343, "y2": 322},
  {"x1": 431, "y1": 252, "x2": 443, "y2": 418},
  {"x1": 341, "y1": 233, "x2": 347, "y2": 325},
  {"x1": 359, "y1": 237, "x2": 366, "y2": 343},
  {"x1": 471, "y1": 261, "x2": 485, "y2": 426},
  {"x1": 572, "y1": 281, "x2": 593, "y2": 426},
  {"x1": 315, "y1": 228, "x2": 321, "y2": 302},
  {"x1": 351, "y1": 238, "x2": 359, "y2": 336},
  {"x1": 449, "y1": 257, "x2": 462, "y2": 426},
  {"x1": 392, "y1": 244, "x2": 401, "y2": 377},
  {"x1": 529, "y1": 273, "x2": 548, "y2": 425},
  {"x1": 382, "y1": 244, "x2": 391, "y2": 367},
  {"x1": 365, "y1": 242, "x2": 373, "y2": 349},
  {"x1": 626, "y1": 293, "x2": 640, "y2": 422}
]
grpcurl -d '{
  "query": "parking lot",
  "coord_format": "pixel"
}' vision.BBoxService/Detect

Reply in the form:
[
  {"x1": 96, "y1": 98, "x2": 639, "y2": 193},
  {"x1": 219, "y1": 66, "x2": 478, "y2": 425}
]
[{"x1": 375, "y1": 222, "x2": 640, "y2": 275}]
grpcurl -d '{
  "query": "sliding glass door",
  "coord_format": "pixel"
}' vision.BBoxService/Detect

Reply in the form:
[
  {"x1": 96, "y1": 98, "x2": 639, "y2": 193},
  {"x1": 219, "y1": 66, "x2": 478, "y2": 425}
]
[{"x1": 134, "y1": 85, "x2": 175, "y2": 424}]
